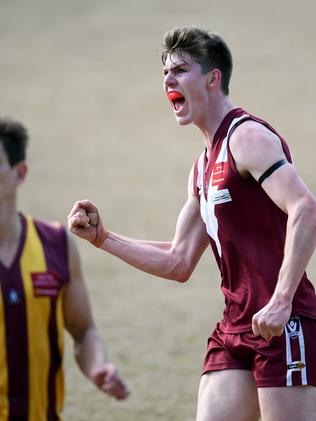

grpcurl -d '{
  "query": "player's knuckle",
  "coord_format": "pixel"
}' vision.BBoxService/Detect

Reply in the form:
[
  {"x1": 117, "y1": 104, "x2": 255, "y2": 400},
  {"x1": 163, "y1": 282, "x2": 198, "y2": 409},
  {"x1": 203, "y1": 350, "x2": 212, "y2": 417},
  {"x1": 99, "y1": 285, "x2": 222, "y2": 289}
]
[{"x1": 257, "y1": 319, "x2": 266, "y2": 328}]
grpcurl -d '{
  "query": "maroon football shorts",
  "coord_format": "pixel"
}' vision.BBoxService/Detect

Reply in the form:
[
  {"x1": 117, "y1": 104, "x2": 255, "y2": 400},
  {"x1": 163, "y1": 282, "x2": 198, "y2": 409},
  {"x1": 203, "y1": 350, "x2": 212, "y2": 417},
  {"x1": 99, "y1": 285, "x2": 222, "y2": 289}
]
[{"x1": 202, "y1": 316, "x2": 316, "y2": 387}]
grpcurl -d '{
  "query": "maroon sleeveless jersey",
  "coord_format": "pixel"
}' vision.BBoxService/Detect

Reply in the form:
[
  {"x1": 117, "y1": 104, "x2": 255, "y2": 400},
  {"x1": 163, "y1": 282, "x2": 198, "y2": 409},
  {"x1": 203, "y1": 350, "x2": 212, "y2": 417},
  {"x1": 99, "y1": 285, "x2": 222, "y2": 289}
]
[{"x1": 193, "y1": 108, "x2": 316, "y2": 333}]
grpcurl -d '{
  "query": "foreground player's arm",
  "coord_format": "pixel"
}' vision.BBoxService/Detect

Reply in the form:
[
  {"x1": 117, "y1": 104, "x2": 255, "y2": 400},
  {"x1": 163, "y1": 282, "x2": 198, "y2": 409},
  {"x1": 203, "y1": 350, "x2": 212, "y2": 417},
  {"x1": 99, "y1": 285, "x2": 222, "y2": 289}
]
[
  {"x1": 230, "y1": 122, "x2": 316, "y2": 340},
  {"x1": 68, "y1": 167, "x2": 209, "y2": 282},
  {"x1": 63, "y1": 234, "x2": 129, "y2": 400}
]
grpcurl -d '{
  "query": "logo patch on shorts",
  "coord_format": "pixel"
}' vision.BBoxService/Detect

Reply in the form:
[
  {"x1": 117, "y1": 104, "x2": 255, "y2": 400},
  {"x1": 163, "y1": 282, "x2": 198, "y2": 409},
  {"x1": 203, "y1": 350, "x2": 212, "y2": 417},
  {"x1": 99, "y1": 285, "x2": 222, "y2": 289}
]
[
  {"x1": 286, "y1": 317, "x2": 300, "y2": 340},
  {"x1": 209, "y1": 189, "x2": 232, "y2": 205},
  {"x1": 287, "y1": 361, "x2": 306, "y2": 370}
]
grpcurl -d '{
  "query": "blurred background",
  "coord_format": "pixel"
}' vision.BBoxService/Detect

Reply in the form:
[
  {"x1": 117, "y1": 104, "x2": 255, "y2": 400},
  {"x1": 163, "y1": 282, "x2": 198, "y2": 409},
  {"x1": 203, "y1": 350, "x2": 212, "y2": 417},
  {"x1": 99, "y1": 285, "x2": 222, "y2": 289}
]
[{"x1": 1, "y1": 1, "x2": 316, "y2": 420}]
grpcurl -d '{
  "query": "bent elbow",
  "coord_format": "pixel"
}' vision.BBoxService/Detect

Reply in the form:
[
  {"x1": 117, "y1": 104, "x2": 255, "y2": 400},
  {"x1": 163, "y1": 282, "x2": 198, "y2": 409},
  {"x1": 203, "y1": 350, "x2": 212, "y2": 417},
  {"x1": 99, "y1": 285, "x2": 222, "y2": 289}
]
[
  {"x1": 164, "y1": 260, "x2": 192, "y2": 282},
  {"x1": 170, "y1": 264, "x2": 193, "y2": 283},
  {"x1": 165, "y1": 247, "x2": 195, "y2": 283},
  {"x1": 174, "y1": 271, "x2": 191, "y2": 283}
]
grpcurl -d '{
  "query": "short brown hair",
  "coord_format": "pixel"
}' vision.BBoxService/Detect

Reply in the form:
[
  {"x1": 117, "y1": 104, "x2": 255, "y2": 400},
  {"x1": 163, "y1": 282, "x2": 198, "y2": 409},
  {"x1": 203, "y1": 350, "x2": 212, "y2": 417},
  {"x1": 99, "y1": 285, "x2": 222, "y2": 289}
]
[
  {"x1": 0, "y1": 117, "x2": 28, "y2": 166},
  {"x1": 162, "y1": 27, "x2": 233, "y2": 95}
]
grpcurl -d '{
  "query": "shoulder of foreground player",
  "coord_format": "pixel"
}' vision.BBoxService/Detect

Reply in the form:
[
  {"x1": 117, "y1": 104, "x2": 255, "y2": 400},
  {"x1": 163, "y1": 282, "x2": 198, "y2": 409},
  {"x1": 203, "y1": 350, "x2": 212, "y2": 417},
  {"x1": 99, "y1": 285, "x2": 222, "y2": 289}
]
[
  {"x1": 230, "y1": 119, "x2": 283, "y2": 151},
  {"x1": 229, "y1": 120, "x2": 286, "y2": 177}
]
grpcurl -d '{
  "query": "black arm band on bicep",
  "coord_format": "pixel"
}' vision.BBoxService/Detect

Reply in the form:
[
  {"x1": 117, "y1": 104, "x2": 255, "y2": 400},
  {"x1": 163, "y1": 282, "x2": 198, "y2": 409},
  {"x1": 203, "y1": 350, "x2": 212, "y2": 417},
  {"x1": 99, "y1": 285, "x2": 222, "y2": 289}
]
[{"x1": 258, "y1": 159, "x2": 288, "y2": 186}]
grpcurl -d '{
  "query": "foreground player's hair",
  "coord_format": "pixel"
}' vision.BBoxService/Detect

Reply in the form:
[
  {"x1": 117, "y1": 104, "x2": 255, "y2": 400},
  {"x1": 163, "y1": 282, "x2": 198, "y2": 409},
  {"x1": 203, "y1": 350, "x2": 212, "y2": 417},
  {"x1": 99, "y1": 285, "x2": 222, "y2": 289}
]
[{"x1": 162, "y1": 26, "x2": 233, "y2": 95}]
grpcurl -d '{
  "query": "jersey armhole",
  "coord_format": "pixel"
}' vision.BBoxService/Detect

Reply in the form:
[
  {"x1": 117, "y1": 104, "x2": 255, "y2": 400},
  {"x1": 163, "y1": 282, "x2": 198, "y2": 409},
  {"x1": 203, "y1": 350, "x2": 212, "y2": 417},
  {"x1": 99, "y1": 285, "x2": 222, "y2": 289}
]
[
  {"x1": 226, "y1": 116, "x2": 255, "y2": 180},
  {"x1": 226, "y1": 116, "x2": 292, "y2": 183},
  {"x1": 193, "y1": 158, "x2": 200, "y2": 198}
]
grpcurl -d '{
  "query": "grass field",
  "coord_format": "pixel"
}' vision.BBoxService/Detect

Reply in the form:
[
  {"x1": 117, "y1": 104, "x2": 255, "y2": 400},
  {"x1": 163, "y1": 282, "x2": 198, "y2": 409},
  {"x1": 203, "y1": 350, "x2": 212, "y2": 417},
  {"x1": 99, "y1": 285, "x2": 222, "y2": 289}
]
[{"x1": 1, "y1": 1, "x2": 316, "y2": 420}]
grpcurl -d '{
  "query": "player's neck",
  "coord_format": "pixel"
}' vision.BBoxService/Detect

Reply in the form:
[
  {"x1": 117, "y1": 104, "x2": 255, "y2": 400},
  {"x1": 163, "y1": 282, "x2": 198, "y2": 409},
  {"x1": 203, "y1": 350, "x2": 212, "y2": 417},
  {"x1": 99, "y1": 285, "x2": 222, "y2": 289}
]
[
  {"x1": 200, "y1": 95, "x2": 235, "y2": 158},
  {"x1": 0, "y1": 199, "x2": 20, "y2": 245}
]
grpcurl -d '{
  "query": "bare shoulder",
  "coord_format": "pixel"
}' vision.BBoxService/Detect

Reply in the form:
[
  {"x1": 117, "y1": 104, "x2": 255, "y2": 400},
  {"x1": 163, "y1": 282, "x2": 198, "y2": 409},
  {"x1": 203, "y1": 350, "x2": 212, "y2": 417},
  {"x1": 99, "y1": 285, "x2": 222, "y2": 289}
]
[
  {"x1": 230, "y1": 120, "x2": 283, "y2": 156},
  {"x1": 229, "y1": 120, "x2": 286, "y2": 179}
]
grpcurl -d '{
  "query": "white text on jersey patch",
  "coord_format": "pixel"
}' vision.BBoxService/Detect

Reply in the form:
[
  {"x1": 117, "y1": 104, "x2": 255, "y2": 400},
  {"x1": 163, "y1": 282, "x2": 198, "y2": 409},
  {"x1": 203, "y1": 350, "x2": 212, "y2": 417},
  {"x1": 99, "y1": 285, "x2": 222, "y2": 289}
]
[{"x1": 209, "y1": 189, "x2": 232, "y2": 205}]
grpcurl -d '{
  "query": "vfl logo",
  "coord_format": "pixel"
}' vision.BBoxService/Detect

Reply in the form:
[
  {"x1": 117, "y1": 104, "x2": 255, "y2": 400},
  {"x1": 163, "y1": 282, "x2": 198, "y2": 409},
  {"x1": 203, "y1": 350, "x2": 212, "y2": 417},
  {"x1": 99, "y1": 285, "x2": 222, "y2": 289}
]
[{"x1": 286, "y1": 317, "x2": 300, "y2": 340}]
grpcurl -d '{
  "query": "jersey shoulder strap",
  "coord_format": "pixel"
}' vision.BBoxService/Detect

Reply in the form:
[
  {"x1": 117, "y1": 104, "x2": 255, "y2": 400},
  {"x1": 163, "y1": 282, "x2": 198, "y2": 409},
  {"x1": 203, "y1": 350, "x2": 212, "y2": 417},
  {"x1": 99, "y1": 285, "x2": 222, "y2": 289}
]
[{"x1": 193, "y1": 151, "x2": 205, "y2": 198}]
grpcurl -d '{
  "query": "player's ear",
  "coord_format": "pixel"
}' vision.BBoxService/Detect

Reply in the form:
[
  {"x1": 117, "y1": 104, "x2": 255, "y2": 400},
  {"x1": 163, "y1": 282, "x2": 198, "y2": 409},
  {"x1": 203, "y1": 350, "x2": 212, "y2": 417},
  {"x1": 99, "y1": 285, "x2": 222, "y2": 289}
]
[
  {"x1": 14, "y1": 161, "x2": 28, "y2": 186},
  {"x1": 207, "y1": 68, "x2": 221, "y2": 89}
]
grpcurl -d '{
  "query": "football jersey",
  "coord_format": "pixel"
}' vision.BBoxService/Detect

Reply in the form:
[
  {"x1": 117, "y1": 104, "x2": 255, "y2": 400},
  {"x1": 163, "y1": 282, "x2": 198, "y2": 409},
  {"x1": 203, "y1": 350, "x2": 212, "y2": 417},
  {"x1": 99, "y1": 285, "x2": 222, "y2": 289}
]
[
  {"x1": 0, "y1": 214, "x2": 69, "y2": 420},
  {"x1": 193, "y1": 108, "x2": 316, "y2": 333}
]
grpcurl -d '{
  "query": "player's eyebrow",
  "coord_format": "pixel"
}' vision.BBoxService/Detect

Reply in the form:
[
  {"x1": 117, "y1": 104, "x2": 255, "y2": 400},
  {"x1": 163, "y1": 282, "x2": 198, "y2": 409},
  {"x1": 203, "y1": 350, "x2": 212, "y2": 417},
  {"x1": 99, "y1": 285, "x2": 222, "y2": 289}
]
[{"x1": 163, "y1": 63, "x2": 189, "y2": 72}]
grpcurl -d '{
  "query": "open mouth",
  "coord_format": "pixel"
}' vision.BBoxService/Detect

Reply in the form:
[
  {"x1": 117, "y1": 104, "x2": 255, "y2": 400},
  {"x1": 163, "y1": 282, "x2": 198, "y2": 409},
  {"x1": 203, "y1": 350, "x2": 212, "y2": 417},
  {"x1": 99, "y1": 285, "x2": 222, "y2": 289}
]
[{"x1": 167, "y1": 91, "x2": 185, "y2": 112}]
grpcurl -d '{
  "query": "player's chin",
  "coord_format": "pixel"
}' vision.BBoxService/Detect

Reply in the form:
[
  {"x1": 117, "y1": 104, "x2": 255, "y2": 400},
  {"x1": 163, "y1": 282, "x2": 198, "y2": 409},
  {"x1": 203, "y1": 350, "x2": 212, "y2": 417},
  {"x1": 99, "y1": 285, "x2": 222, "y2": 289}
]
[{"x1": 175, "y1": 116, "x2": 191, "y2": 126}]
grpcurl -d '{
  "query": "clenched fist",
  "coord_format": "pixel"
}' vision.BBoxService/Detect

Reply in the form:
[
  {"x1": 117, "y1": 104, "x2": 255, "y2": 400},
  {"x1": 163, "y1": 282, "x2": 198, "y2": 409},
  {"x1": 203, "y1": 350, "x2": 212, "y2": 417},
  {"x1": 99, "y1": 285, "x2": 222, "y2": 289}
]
[{"x1": 68, "y1": 199, "x2": 108, "y2": 247}]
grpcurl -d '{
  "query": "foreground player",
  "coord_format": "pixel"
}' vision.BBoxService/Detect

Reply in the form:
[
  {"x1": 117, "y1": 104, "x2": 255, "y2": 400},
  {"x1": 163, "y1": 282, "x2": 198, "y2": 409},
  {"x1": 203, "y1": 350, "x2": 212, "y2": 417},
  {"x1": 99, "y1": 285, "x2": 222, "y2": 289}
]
[
  {"x1": 0, "y1": 117, "x2": 128, "y2": 420},
  {"x1": 68, "y1": 27, "x2": 316, "y2": 420}
]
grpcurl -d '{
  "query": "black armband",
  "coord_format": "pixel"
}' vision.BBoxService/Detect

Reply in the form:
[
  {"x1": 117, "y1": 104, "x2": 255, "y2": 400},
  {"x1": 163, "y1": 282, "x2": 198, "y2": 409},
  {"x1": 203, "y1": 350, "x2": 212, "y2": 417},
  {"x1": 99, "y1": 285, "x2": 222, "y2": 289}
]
[{"x1": 258, "y1": 159, "x2": 288, "y2": 186}]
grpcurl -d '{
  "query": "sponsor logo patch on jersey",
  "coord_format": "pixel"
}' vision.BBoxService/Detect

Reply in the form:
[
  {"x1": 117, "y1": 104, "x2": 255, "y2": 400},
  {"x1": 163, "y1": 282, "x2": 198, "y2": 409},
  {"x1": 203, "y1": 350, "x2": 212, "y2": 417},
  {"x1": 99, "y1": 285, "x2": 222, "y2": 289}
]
[
  {"x1": 286, "y1": 317, "x2": 300, "y2": 339},
  {"x1": 31, "y1": 272, "x2": 61, "y2": 297},
  {"x1": 211, "y1": 162, "x2": 227, "y2": 186},
  {"x1": 209, "y1": 188, "x2": 232, "y2": 205}
]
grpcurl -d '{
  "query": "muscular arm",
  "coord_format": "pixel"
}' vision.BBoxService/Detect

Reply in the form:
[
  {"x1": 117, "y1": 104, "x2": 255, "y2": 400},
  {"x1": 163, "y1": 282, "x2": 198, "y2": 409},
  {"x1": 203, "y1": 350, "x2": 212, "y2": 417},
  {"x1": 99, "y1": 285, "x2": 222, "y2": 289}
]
[
  {"x1": 64, "y1": 234, "x2": 129, "y2": 400},
  {"x1": 230, "y1": 122, "x2": 316, "y2": 339},
  {"x1": 68, "y1": 167, "x2": 209, "y2": 282}
]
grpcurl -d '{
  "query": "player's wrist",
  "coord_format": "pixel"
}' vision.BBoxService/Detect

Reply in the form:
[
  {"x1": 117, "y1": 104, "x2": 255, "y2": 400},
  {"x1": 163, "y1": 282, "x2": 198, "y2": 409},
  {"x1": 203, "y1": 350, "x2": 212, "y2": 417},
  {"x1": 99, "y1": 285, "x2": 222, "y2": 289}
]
[
  {"x1": 272, "y1": 289, "x2": 293, "y2": 306},
  {"x1": 91, "y1": 229, "x2": 109, "y2": 248}
]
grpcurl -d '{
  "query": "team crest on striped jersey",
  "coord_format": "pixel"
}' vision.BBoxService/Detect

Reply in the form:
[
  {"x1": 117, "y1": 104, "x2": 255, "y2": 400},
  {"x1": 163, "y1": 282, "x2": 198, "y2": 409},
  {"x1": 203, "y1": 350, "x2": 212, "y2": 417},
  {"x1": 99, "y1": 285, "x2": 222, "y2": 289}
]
[{"x1": 7, "y1": 289, "x2": 20, "y2": 304}]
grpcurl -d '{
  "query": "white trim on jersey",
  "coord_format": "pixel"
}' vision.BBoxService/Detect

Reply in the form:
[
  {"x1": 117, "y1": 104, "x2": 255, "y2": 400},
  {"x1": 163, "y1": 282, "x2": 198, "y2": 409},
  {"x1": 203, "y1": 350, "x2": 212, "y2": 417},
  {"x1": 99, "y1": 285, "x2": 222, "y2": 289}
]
[
  {"x1": 285, "y1": 327, "x2": 292, "y2": 386},
  {"x1": 196, "y1": 115, "x2": 250, "y2": 258},
  {"x1": 285, "y1": 317, "x2": 307, "y2": 386},
  {"x1": 197, "y1": 152, "x2": 222, "y2": 256},
  {"x1": 215, "y1": 114, "x2": 250, "y2": 164}
]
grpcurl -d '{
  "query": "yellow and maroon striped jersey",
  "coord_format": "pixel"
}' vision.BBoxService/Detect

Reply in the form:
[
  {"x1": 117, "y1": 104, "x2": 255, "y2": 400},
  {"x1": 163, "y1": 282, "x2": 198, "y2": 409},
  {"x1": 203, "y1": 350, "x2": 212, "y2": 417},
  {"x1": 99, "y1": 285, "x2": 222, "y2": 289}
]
[{"x1": 0, "y1": 214, "x2": 70, "y2": 420}]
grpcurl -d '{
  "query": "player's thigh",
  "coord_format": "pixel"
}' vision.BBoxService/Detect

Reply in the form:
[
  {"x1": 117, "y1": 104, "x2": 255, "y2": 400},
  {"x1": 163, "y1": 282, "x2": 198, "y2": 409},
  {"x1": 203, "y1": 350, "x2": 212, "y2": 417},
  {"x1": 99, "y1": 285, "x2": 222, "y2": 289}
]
[
  {"x1": 196, "y1": 369, "x2": 260, "y2": 421},
  {"x1": 258, "y1": 385, "x2": 316, "y2": 421}
]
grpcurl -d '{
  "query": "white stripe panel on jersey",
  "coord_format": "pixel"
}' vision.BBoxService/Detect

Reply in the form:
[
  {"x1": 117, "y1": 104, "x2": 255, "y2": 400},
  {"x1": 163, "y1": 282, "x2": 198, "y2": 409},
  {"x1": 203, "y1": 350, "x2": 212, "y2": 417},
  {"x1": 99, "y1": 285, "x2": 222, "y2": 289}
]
[
  {"x1": 285, "y1": 317, "x2": 307, "y2": 386},
  {"x1": 197, "y1": 115, "x2": 250, "y2": 258},
  {"x1": 197, "y1": 152, "x2": 222, "y2": 257},
  {"x1": 196, "y1": 151, "x2": 204, "y2": 191},
  {"x1": 215, "y1": 115, "x2": 249, "y2": 164}
]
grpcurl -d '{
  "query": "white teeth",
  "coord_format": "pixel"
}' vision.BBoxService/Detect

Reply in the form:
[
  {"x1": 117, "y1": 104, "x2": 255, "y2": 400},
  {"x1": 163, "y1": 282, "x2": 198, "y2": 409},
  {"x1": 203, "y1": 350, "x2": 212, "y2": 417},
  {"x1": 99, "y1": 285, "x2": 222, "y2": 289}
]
[{"x1": 173, "y1": 99, "x2": 184, "y2": 112}]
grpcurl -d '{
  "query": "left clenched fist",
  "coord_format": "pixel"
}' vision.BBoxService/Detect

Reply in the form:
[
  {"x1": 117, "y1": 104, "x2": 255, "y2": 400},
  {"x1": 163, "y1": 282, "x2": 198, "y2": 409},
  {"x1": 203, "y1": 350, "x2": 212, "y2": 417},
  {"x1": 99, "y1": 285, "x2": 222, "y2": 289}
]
[
  {"x1": 68, "y1": 199, "x2": 108, "y2": 247},
  {"x1": 252, "y1": 295, "x2": 292, "y2": 341}
]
